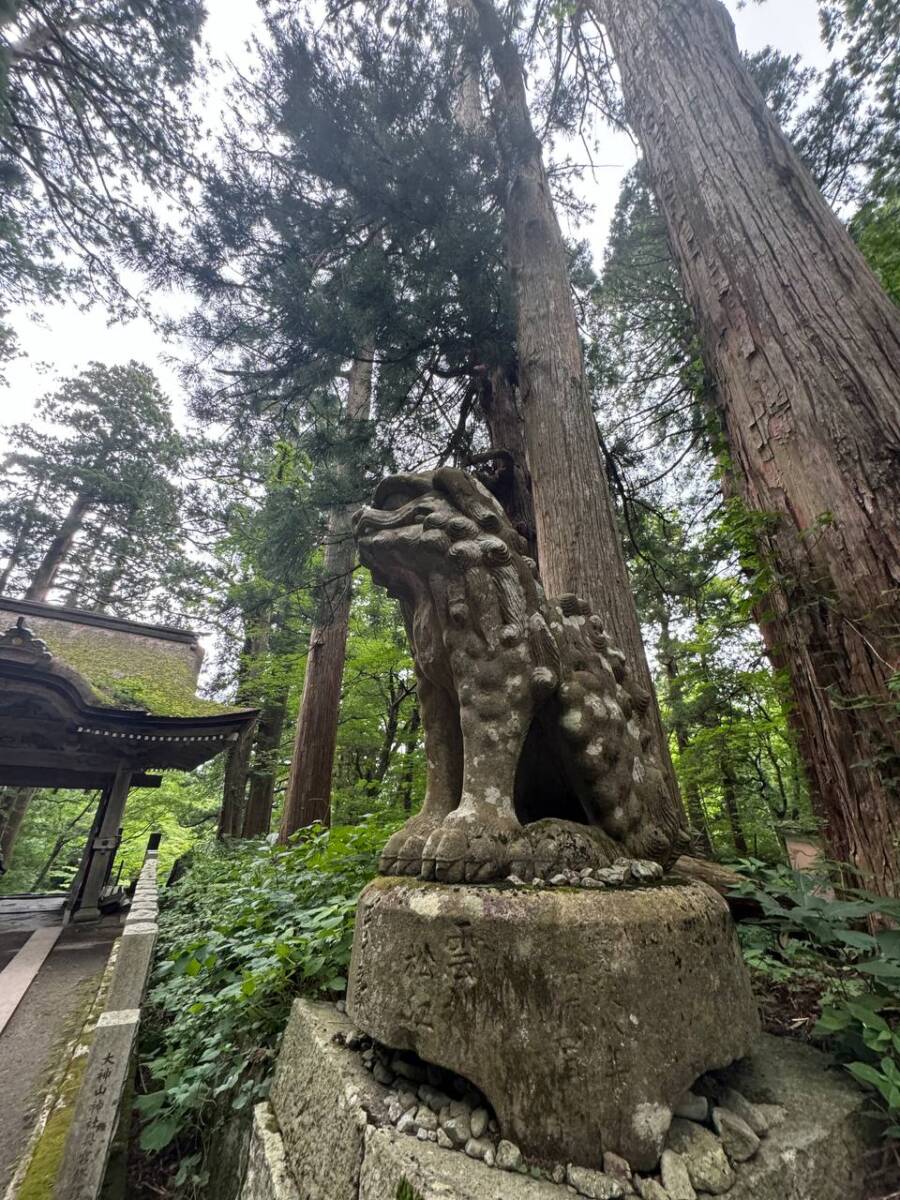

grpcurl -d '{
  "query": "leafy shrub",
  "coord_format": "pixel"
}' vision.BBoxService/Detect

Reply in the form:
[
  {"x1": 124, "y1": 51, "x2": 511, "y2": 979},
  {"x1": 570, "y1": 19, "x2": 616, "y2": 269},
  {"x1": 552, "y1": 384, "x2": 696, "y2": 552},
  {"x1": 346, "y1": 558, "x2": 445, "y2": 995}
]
[
  {"x1": 730, "y1": 860, "x2": 900, "y2": 1141},
  {"x1": 135, "y1": 816, "x2": 399, "y2": 1193}
]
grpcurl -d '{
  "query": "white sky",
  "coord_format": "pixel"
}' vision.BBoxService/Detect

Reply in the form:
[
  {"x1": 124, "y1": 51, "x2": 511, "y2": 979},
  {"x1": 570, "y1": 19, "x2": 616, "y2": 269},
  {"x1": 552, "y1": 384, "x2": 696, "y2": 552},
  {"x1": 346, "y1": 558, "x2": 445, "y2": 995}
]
[{"x1": 0, "y1": 0, "x2": 830, "y2": 443}]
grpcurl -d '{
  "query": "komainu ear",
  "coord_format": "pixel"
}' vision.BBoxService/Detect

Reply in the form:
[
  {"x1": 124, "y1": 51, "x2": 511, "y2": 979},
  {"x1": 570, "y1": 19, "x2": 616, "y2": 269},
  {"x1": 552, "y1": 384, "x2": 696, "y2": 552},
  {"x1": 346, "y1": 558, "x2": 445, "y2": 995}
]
[{"x1": 433, "y1": 467, "x2": 507, "y2": 531}]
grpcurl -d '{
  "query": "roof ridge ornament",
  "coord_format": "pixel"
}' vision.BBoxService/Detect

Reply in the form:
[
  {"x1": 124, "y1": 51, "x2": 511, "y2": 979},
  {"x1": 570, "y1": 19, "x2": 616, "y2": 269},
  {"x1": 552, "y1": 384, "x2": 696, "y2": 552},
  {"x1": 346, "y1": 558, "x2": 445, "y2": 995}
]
[{"x1": 0, "y1": 615, "x2": 54, "y2": 665}]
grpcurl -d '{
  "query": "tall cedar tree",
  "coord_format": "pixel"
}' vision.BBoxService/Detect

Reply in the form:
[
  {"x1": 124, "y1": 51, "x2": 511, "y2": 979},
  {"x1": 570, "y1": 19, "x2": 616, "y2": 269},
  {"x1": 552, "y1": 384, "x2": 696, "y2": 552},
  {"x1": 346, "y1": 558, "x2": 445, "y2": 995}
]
[
  {"x1": 280, "y1": 349, "x2": 374, "y2": 837},
  {"x1": 2, "y1": 362, "x2": 185, "y2": 614},
  {"x1": 589, "y1": 0, "x2": 900, "y2": 894},
  {"x1": 469, "y1": 0, "x2": 687, "y2": 841}
]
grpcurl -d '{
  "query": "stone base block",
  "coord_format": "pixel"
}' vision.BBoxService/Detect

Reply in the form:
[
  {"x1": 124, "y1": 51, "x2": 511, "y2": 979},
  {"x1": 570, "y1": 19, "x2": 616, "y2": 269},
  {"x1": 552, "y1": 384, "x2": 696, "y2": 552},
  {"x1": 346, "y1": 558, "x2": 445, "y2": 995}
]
[
  {"x1": 346, "y1": 878, "x2": 759, "y2": 1170},
  {"x1": 242, "y1": 1104, "x2": 301, "y2": 1200},
  {"x1": 255, "y1": 1002, "x2": 874, "y2": 1200},
  {"x1": 708, "y1": 1036, "x2": 875, "y2": 1199}
]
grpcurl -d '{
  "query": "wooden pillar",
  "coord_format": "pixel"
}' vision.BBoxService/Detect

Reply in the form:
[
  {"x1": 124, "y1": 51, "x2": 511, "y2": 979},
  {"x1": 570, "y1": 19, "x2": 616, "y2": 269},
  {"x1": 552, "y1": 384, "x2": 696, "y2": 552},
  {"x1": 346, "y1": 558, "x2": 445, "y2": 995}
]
[{"x1": 71, "y1": 765, "x2": 132, "y2": 922}]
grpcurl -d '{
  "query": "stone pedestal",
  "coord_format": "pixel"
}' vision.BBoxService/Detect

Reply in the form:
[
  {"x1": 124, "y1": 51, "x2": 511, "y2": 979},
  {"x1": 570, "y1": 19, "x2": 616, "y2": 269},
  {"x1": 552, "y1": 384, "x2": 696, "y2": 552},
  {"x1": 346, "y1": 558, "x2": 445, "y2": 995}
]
[
  {"x1": 346, "y1": 878, "x2": 759, "y2": 1171},
  {"x1": 240, "y1": 1001, "x2": 875, "y2": 1200}
]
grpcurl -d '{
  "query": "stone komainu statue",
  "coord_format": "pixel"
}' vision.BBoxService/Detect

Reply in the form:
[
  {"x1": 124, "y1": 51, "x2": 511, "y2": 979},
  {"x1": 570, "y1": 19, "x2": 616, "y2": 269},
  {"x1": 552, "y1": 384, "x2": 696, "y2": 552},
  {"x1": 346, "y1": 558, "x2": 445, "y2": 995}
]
[{"x1": 353, "y1": 468, "x2": 688, "y2": 883}]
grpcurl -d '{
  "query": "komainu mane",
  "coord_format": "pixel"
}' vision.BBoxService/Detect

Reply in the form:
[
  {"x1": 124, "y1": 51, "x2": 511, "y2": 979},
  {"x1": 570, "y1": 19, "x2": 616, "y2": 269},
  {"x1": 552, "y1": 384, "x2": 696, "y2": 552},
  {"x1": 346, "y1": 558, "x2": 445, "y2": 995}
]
[{"x1": 353, "y1": 468, "x2": 688, "y2": 883}]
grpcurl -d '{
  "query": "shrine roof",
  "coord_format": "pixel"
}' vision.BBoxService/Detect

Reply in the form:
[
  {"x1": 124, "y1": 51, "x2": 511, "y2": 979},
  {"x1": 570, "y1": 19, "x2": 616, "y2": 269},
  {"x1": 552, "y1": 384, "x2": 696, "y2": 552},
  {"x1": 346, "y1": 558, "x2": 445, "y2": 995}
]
[{"x1": 0, "y1": 597, "x2": 245, "y2": 719}]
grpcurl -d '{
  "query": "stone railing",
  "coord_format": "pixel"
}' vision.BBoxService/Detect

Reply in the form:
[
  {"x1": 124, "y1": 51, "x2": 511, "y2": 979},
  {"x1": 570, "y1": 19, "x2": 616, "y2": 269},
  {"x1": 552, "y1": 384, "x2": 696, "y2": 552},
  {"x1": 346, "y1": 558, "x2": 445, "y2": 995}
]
[{"x1": 54, "y1": 839, "x2": 160, "y2": 1200}]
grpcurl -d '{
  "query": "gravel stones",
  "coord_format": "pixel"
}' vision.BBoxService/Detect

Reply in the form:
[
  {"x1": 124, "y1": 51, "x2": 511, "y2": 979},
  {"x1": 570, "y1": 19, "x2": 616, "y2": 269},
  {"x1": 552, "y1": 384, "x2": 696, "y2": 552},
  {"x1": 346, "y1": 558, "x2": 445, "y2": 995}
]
[
  {"x1": 566, "y1": 1164, "x2": 627, "y2": 1199},
  {"x1": 659, "y1": 1149, "x2": 696, "y2": 1199},
  {"x1": 603, "y1": 1151, "x2": 633, "y2": 1185},
  {"x1": 665, "y1": 1120, "x2": 735, "y2": 1195},
  {"x1": 719, "y1": 1088, "x2": 769, "y2": 1136},
  {"x1": 712, "y1": 1107, "x2": 761, "y2": 1163},
  {"x1": 465, "y1": 1136, "x2": 493, "y2": 1161},
  {"x1": 507, "y1": 859, "x2": 666, "y2": 891}
]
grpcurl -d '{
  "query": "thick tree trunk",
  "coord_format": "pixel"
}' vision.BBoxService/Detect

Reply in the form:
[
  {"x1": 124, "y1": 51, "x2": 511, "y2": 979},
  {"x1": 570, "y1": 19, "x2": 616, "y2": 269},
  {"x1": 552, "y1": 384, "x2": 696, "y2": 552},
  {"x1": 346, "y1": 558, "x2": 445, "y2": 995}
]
[
  {"x1": 242, "y1": 687, "x2": 289, "y2": 838},
  {"x1": 592, "y1": 0, "x2": 900, "y2": 894},
  {"x1": 0, "y1": 491, "x2": 43, "y2": 594},
  {"x1": 474, "y1": 367, "x2": 536, "y2": 554},
  {"x1": 219, "y1": 608, "x2": 271, "y2": 838},
  {"x1": 24, "y1": 490, "x2": 93, "y2": 602},
  {"x1": 470, "y1": 0, "x2": 686, "y2": 847},
  {"x1": 279, "y1": 350, "x2": 374, "y2": 840}
]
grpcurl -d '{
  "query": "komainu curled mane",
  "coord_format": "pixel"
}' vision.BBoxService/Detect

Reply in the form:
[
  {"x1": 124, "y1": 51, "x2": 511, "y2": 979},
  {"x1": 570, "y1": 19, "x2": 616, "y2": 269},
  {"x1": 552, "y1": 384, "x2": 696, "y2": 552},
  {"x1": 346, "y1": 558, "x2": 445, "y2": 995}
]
[{"x1": 353, "y1": 468, "x2": 688, "y2": 883}]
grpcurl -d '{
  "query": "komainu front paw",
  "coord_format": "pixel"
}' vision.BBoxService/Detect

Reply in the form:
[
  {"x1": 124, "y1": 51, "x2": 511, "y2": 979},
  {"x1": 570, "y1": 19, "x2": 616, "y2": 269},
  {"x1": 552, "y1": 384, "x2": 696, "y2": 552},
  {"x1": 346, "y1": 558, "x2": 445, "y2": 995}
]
[
  {"x1": 420, "y1": 812, "x2": 522, "y2": 884},
  {"x1": 379, "y1": 814, "x2": 445, "y2": 877}
]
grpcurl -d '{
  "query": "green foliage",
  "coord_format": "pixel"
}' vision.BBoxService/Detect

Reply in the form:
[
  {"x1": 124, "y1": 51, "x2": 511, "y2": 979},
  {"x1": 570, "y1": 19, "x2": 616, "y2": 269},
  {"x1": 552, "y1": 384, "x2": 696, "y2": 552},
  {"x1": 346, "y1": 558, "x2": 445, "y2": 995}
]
[
  {"x1": 0, "y1": 0, "x2": 204, "y2": 312},
  {"x1": 135, "y1": 817, "x2": 399, "y2": 1191},
  {"x1": 732, "y1": 862, "x2": 900, "y2": 1140}
]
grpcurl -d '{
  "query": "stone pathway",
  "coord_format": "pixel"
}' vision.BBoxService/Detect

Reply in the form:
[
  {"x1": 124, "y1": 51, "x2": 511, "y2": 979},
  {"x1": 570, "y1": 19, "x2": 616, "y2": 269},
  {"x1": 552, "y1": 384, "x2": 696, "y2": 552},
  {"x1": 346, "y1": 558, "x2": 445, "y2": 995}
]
[{"x1": 0, "y1": 903, "x2": 119, "y2": 1195}]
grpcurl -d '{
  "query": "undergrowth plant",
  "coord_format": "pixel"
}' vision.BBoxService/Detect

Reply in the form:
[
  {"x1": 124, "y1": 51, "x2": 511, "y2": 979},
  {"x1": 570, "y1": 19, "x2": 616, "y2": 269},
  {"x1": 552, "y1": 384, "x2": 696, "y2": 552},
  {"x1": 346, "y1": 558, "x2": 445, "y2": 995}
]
[
  {"x1": 135, "y1": 815, "x2": 399, "y2": 1195},
  {"x1": 730, "y1": 860, "x2": 900, "y2": 1143}
]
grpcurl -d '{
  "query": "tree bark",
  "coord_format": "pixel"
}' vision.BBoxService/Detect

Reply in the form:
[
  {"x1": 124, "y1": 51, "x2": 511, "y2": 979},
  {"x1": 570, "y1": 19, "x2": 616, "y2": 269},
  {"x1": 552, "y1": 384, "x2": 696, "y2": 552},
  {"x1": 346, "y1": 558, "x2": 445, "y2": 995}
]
[
  {"x1": 474, "y1": 367, "x2": 537, "y2": 554},
  {"x1": 470, "y1": 0, "x2": 686, "y2": 845},
  {"x1": 242, "y1": 686, "x2": 289, "y2": 838},
  {"x1": 219, "y1": 607, "x2": 271, "y2": 838},
  {"x1": 279, "y1": 349, "x2": 374, "y2": 840},
  {"x1": 24, "y1": 489, "x2": 93, "y2": 602},
  {"x1": 591, "y1": 0, "x2": 900, "y2": 894}
]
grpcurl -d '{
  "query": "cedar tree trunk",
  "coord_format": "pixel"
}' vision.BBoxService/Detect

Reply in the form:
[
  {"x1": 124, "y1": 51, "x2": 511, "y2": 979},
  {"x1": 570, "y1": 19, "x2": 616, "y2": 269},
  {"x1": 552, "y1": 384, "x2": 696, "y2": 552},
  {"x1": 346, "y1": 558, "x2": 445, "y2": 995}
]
[
  {"x1": 591, "y1": 0, "x2": 900, "y2": 893},
  {"x1": 242, "y1": 687, "x2": 289, "y2": 838},
  {"x1": 24, "y1": 490, "x2": 93, "y2": 602},
  {"x1": 470, "y1": 0, "x2": 686, "y2": 846},
  {"x1": 279, "y1": 350, "x2": 374, "y2": 839},
  {"x1": 219, "y1": 608, "x2": 270, "y2": 838}
]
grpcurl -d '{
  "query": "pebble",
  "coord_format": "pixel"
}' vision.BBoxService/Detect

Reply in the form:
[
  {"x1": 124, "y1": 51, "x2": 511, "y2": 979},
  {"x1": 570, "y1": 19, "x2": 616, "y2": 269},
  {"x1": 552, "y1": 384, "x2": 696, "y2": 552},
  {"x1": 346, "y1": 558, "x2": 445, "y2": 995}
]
[
  {"x1": 396, "y1": 1112, "x2": 417, "y2": 1135},
  {"x1": 550, "y1": 873, "x2": 570, "y2": 886},
  {"x1": 720, "y1": 1088, "x2": 769, "y2": 1136},
  {"x1": 436, "y1": 1128, "x2": 454, "y2": 1150},
  {"x1": 439, "y1": 1112, "x2": 471, "y2": 1147},
  {"x1": 552, "y1": 1164, "x2": 567, "y2": 1184},
  {"x1": 496, "y1": 1139, "x2": 523, "y2": 1171},
  {"x1": 397, "y1": 1087, "x2": 418, "y2": 1113},
  {"x1": 665, "y1": 1120, "x2": 734, "y2": 1195},
  {"x1": 464, "y1": 1137, "x2": 493, "y2": 1161},
  {"x1": 470, "y1": 1107, "x2": 490, "y2": 1139},
  {"x1": 630, "y1": 860, "x2": 663, "y2": 882},
  {"x1": 335, "y1": 998, "x2": 347, "y2": 1014},
  {"x1": 414, "y1": 1105, "x2": 438, "y2": 1132},
  {"x1": 673, "y1": 1090, "x2": 708, "y2": 1122},
  {"x1": 603, "y1": 1152, "x2": 632, "y2": 1183},
  {"x1": 712, "y1": 1106, "x2": 761, "y2": 1163},
  {"x1": 659, "y1": 1149, "x2": 696, "y2": 1200},
  {"x1": 387, "y1": 1100, "x2": 404, "y2": 1124},
  {"x1": 507, "y1": 874, "x2": 525, "y2": 885},
  {"x1": 566, "y1": 1164, "x2": 626, "y2": 1199},
  {"x1": 582, "y1": 877, "x2": 606, "y2": 889},
  {"x1": 531, "y1": 877, "x2": 545, "y2": 887},
  {"x1": 484, "y1": 1147, "x2": 496, "y2": 1167},
  {"x1": 635, "y1": 1180, "x2": 670, "y2": 1200},
  {"x1": 595, "y1": 867, "x2": 627, "y2": 885}
]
